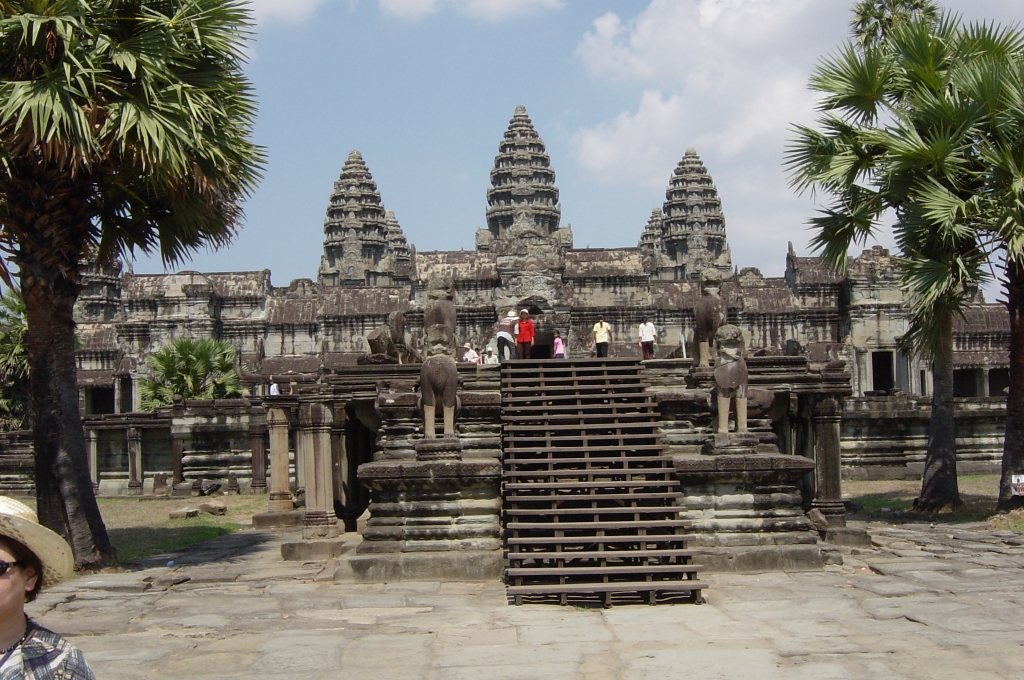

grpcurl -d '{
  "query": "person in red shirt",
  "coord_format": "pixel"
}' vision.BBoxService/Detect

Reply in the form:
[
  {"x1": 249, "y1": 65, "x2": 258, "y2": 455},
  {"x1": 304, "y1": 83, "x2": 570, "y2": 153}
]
[{"x1": 515, "y1": 309, "x2": 535, "y2": 360}]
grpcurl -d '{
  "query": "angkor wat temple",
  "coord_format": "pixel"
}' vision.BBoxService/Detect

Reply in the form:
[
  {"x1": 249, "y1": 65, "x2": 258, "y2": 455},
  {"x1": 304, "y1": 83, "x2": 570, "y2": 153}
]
[
  {"x1": 73, "y1": 106, "x2": 1008, "y2": 413},
  {"x1": 0, "y1": 105, "x2": 1008, "y2": 575}
]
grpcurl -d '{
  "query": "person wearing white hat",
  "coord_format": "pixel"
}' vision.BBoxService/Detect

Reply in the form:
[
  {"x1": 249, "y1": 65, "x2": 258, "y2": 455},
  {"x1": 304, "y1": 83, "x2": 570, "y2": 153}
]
[
  {"x1": 495, "y1": 310, "x2": 518, "y2": 362},
  {"x1": 462, "y1": 343, "x2": 480, "y2": 364},
  {"x1": 0, "y1": 496, "x2": 94, "y2": 679},
  {"x1": 515, "y1": 309, "x2": 535, "y2": 360},
  {"x1": 483, "y1": 346, "x2": 499, "y2": 365}
]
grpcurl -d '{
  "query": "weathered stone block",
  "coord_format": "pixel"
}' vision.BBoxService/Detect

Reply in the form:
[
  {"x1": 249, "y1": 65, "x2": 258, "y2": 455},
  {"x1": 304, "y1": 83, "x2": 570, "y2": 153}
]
[
  {"x1": 252, "y1": 510, "x2": 304, "y2": 529},
  {"x1": 169, "y1": 508, "x2": 199, "y2": 520},
  {"x1": 335, "y1": 550, "x2": 503, "y2": 582},
  {"x1": 281, "y1": 538, "x2": 351, "y2": 561},
  {"x1": 199, "y1": 501, "x2": 227, "y2": 516}
]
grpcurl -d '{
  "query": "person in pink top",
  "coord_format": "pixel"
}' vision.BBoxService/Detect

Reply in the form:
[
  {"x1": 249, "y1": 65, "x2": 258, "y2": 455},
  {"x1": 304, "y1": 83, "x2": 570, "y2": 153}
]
[{"x1": 552, "y1": 330, "x2": 565, "y2": 359}]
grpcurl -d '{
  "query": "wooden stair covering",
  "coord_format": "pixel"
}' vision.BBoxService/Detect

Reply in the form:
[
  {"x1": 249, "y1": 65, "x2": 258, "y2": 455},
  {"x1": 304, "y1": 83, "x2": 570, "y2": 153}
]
[{"x1": 501, "y1": 358, "x2": 706, "y2": 606}]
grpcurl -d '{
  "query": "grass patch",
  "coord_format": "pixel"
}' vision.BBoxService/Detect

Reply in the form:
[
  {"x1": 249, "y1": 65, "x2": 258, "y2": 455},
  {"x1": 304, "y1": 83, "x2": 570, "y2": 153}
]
[
  {"x1": 96, "y1": 494, "x2": 268, "y2": 564},
  {"x1": 843, "y1": 474, "x2": 1006, "y2": 526},
  {"x1": 989, "y1": 509, "x2": 1024, "y2": 533},
  {"x1": 109, "y1": 524, "x2": 237, "y2": 562}
]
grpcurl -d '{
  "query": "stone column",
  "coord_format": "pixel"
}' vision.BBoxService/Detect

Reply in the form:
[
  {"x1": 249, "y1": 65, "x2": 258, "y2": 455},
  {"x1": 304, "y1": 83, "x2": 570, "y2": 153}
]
[
  {"x1": 331, "y1": 409, "x2": 348, "y2": 520},
  {"x1": 249, "y1": 418, "x2": 268, "y2": 494},
  {"x1": 266, "y1": 406, "x2": 293, "y2": 512},
  {"x1": 298, "y1": 400, "x2": 338, "y2": 539},
  {"x1": 171, "y1": 434, "x2": 186, "y2": 485},
  {"x1": 127, "y1": 427, "x2": 143, "y2": 495},
  {"x1": 811, "y1": 396, "x2": 846, "y2": 527},
  {"x1": 85, "y1": 429, "x2": 99, "y2": 492}
]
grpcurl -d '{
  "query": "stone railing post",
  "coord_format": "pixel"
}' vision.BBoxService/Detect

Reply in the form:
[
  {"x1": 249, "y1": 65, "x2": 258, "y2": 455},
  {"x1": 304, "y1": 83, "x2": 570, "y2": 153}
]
[
  {"x1": 331, "y1": 408, "x2": 348, "y2": 517},
  {"x1": 127, "y1": 427, "x2": 143, "y2": 495},
  {"x1": 298, "y1": 400, "x2": 338, "y2": 539},
  {"x1": 266, "y1": 405, "x2": 293, "y2": 512},
  {"x1": 249, "y1": 416, "x2": 268, "y2": 494},
  {"x1": 171, "y1": 434, "x2": 186, "y2": 486},
  {"x1": 811, "y1": 396, "x2": 846, "y2": 527},
  {"x1": 84, "y1": 429, "x2": 99, "y2": 492}
]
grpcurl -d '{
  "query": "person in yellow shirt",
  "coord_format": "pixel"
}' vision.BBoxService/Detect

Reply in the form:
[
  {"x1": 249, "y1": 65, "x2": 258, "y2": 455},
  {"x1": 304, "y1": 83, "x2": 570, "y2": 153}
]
[{"x1": 591, "y1": 315, "x2": 613, "y2": 357}]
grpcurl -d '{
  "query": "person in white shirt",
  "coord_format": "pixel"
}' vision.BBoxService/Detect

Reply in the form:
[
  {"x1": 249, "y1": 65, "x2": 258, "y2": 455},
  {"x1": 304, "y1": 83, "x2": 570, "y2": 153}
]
[
  {"x1": 591, "y1": 315, "x2": 613, "y2": 357},
  {"x1": 462, "y1": 343, "x2": 480, "y2": 364},
  {"x1": 638, "y1": 317, "x2": 657, "y2": 360},
  {"x1": 483, "y1": 346, "x2": 500, "y2": 364},
  {"x1": 268, "y1": 377, "x2": 280, "y2": 396}
]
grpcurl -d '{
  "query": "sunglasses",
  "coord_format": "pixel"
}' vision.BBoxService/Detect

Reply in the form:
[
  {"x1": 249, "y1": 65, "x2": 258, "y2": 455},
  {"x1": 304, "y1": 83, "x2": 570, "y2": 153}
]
[{"x1": 0, "y1": 560, "x2": 23, "y2": 576}]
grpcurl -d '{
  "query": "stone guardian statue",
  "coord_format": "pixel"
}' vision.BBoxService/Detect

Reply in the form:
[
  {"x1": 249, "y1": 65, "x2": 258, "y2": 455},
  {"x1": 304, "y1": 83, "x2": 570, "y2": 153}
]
[
  {"x1": 714, "y1": 324, "x2": 748, "y2": 434},
  {"x1": 693, "y1": 271, "x2": 726, "y2": 367},
  {"x1": 419, "y1": 275, "x2": 460, "y2": 439}
]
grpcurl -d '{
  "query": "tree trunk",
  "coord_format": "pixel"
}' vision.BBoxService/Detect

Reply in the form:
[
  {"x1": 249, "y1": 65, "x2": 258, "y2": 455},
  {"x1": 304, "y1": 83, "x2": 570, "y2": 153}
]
[
  {"x1": 9, "y1": 159, "x2": 117, "y2": 569},
  {"x1": 914, "y1": 309, "x2": 962, "y2": 511},
  {"x1": 998, "y1": 260, "x2": 1024, "y2": 511},
  {"x1": 21, "y1": 268, "x2": 116, "y2": 568}
]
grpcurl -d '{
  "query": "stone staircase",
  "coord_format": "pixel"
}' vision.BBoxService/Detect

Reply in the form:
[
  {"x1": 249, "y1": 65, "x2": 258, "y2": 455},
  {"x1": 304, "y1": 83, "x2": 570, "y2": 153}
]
[{"x1": 500, "y1": 358, "x2": 706, "y2": 606}]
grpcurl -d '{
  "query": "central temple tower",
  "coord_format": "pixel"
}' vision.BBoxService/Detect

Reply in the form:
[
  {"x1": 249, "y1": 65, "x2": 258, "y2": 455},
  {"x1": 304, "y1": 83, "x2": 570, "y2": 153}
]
[{"x1": 478, "y1": 106, "x2": 565, "y2": 251}]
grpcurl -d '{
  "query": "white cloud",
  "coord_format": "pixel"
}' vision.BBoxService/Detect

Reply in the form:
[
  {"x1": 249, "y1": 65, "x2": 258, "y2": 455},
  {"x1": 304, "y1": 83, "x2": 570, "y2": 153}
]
[
  {"x1": 250, "y1": 0, "x2": 337, "y2": 24},
  {"x1": 380, "y1": 0, "x2": 562, "y2": 22},
  {"x1": 572, "y1": 0, "x2": 849, "y2": 269}
]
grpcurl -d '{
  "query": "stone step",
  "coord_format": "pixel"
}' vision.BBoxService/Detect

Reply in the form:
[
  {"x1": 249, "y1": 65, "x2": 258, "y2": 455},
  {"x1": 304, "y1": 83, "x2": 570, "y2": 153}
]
[
  {"x1": 507, "y1": 564, "x2": 701, "y2": 577},
  {"x1": 507, "y1": 548, "x2": 695, "y2": 561}
]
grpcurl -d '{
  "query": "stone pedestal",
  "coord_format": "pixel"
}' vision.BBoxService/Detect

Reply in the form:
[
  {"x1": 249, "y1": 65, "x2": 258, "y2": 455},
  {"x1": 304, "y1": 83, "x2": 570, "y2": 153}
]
[
  {"x1": 85, "y1": 430, "x2": 99, "y2": 492},
  {"x1": 702, "y1": 432, "x2": 759, "y2": 456},
  {"x1": 414, "y1": 438, "x2": 463, "y2": 461},
  {"x1": 674, "y1": 453, "x2": 822, "y2": 572},
  {"x1": 337, "y1": 457, "x2": 502, "y2": 581}
]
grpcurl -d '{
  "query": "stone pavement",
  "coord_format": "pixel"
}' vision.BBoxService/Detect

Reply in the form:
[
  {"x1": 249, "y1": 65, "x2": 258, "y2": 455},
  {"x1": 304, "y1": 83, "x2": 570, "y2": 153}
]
[{"x1": 27, "y1": 522, "x2": 1024, "y2": 680}]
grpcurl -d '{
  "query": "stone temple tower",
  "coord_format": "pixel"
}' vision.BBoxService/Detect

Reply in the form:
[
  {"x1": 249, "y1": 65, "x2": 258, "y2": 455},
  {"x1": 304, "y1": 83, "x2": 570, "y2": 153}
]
[
  {"x1": 640, "y1": 148, "x2": 733, "y2": 281},
  {"x1": 478, "y1": 106, "x2": 563, "y2": 250},
  {"x1": 318, "y1": 151, "x2": 409, "y2": 287}
]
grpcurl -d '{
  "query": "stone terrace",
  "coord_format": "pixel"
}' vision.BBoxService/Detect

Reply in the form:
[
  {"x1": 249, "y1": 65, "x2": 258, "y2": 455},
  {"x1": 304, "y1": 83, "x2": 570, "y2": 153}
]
[{"x1": 27, "y1": 523, "x2": 1024, "y2": 680}]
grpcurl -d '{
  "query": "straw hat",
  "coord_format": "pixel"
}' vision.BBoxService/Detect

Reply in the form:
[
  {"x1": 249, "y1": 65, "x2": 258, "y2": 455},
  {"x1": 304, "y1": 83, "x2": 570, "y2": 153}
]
[
  {"x1": 0, "y1": 496, "x2": 75, "y2": 589},
  {"x1": 463, "y1": 343, "x2": 472, "y2": 349},
  {"x1": 506, "y1": 310, "x2": 517, "y2": 319}
]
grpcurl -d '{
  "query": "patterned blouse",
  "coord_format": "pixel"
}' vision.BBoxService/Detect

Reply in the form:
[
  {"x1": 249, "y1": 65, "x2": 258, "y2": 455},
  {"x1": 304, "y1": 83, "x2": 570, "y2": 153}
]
[{"x1": 0, "y1": 623, "x2": 94, "y2": 680}]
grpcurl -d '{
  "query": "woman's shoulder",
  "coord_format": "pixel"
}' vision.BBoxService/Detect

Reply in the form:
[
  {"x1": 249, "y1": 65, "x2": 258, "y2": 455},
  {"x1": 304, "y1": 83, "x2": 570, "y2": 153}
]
[{"x1": 22, "y1": 624, "x2": 95, "y2": 680}]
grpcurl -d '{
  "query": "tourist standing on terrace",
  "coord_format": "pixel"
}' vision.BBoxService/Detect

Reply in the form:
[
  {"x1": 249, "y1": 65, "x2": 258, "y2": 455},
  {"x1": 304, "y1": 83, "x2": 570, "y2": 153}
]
[
  {"x1": 462, "y1": 343, "x2": 480, "y2": 364},
  {"x1": 592, "y1": 315, "x2": 613, "y2": 357},
  {"x1": 496, "y1": 311, "x2": 518, "y2": 361},
  {"x1": 483, "y1": 347, "x2": 500, "y2": 364},
  {"x1": 638, "y1": 317, "x2": 658, "y2": 360},
  {"x1": 0, "y1": 497, "x2": 94, "y2": 679},
  {"x1": 553, "y1": 330, "x2": 566, "y2": 359},
  {"x1": 515, "y1": 310, "x2": 535, "y2": 360}
]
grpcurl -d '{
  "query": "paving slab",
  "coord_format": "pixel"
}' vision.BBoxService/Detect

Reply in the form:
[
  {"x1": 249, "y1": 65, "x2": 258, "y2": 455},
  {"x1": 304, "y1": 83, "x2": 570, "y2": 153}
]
[{"x1": 24, "y1": 523, "x2": 1024, "y2": 679}]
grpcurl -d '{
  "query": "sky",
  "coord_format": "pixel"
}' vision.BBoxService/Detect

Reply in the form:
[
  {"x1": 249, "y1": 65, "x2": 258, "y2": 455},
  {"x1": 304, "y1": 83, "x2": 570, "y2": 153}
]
[{"x1": 133, "y1": 0, "x2": 1024, "y2": 294}]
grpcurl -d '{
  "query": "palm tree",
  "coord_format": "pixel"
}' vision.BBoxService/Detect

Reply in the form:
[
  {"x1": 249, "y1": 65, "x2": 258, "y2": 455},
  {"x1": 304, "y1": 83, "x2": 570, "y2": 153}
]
[
  {"x1": 0, "y1": 288, "x2": 29, "y2": 430},
  {"x1": 0, "y1": 1, "x2": 264, "y2": 567},
  {"x1": 850, "y1": 0, "x2": 939, "y2": 47},
  {"x1": 787, "y1": 11, "x2": 1023, "y2": 511},
  {"x1": 140, "y1": 338, "x2": 242, "y2": 410}
]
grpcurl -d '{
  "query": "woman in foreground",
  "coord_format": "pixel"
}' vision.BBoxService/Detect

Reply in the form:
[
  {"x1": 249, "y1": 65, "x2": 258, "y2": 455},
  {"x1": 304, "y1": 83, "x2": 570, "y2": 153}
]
[{"x1": 0, "y1": 496, "x2": 94, "y2": 679}]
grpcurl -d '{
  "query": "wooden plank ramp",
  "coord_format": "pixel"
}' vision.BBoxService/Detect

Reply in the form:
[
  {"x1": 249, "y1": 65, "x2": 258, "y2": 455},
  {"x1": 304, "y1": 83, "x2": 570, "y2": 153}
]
[{"x1": 501, "y1": 358, "x2": 706, "y2": 606}]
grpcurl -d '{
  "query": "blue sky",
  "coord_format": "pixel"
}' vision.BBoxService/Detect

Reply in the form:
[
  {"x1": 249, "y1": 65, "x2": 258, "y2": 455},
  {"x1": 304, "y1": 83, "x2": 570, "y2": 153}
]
[{"x1": 133, "y1": 0, "x2": 1023, "y2": 295}]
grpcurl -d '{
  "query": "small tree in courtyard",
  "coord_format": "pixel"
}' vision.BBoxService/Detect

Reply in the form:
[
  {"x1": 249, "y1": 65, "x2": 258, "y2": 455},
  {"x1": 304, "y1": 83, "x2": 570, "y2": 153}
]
[
  {"x1": 0, "y1": 0, "x2": 264, "y2": 568},
  {"x1": 140, "y1": 338, "x2": 242, "y2": 410}
]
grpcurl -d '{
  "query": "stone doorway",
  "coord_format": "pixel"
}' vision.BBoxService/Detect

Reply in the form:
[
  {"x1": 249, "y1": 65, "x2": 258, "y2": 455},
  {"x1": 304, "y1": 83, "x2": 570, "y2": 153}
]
[{"x1": 335, "y1": 403, "x2": 377, "y2": 532}]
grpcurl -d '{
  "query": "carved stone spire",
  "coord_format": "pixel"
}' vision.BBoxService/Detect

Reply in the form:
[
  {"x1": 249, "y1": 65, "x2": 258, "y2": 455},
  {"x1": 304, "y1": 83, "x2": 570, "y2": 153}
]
[
  {"x1": 318, "y1": 151, "x2": 394, "y2": 287},
  {"x1": 483, "y1": 106, "x2": 561, "y2": 246},
  {"x1": 383, "y1": 209, "x2": 414, "y2": 284},
  {"x1": 656, "y1": 148, "x2": 732, "y2": 280},
  {"x1": 638, "y1": 208, "x2": 666, "y2": 273}
]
